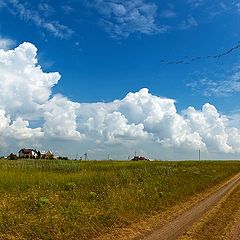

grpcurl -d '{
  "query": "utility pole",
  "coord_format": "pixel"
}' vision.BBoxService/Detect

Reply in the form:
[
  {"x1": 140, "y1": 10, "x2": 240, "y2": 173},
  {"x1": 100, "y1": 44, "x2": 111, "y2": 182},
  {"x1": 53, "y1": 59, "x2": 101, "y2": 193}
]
[{"x1": 199, "y1": 149, "x2": 201, "y2": 161}]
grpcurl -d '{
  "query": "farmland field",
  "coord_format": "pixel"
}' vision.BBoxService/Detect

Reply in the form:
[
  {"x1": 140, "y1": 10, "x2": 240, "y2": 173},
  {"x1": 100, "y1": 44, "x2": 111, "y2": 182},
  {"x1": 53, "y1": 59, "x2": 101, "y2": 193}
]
[{"x1": 0, "y1": 159, "x2": 239, "y2": 239}]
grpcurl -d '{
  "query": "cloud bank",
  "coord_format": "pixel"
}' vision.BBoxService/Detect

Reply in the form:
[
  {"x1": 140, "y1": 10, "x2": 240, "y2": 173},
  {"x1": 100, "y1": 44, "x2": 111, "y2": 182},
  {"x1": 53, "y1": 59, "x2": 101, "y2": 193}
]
[{"x1": 1, "y1": 42, "x2": 240, "y2": 158}]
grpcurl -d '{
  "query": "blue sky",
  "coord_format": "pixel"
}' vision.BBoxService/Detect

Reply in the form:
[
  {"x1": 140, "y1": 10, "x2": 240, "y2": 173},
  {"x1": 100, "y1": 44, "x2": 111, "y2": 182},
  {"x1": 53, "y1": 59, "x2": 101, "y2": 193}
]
[{"x1": 1, "y1": 0, "x2": 240, "y2": 159}]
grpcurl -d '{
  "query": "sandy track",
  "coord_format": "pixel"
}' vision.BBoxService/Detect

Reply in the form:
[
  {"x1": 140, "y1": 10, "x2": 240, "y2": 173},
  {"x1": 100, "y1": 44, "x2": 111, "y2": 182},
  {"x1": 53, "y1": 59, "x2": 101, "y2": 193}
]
[{"x1": 139, "y1": 173, "x2": 240, "y2": 240}]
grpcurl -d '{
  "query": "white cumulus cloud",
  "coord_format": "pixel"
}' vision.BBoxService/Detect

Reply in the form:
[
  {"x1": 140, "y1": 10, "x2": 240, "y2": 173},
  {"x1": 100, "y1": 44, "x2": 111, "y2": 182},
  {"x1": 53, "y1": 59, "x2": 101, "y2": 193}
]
[
  {"x1": 184, "y1": 104, "x2": 234, "y2": 153},
  {"x1": 0, "y1": 109, "x2": 43, "y2": 142},
  {"x1": 78, "y1": 103, "x2": 147, "y2": 144},
  {"x1": 43, "y1": 95, "x2": 82, "y2": 140},
  {"x1": 1, "y1": 42, "x2": 240, "y2": 159},
  {"x1": 0, "y1": 36, "x2": 16, "y2": 50},
  {"x1": 0, "y1": 42, "x2": 60, "y2": 118},
  {"x1": 77, "y1": 88, "x2": 240, "y2": 154},
  {"x1": 0, "y1": 42, "x2": 81, "y2": 148},
  {"x1": 79, "y1": 88, "x2": 205, "y2": 149}
]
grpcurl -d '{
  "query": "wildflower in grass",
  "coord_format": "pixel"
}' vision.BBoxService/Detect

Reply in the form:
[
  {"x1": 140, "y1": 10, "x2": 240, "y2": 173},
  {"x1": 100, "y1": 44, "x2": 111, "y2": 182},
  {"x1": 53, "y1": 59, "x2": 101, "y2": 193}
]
[
  {"x1": 155, "y1": 187, "x2": 164, "y2": 197},
  {"x1": 65, "y1": 182, "x2": 77, "y2": 190},
  {"x1": 137, "y1": 177, "x2": 144, "y2": 183},
  {"x1": 159, "y1": 192, "x2": 164, "y2": 197},
  {"x1": 89, "y1": 191, "x2": 99, "y2": 202},
  {"x1": 36, "y1": 197, "x2": 49, "y2": 209}
]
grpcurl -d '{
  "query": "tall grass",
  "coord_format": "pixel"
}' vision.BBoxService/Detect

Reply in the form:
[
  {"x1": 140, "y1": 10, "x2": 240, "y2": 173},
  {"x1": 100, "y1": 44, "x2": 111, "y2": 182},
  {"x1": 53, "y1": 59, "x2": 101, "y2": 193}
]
[{"x1": 0, "y1": 159, "x2": 239, "y2": 239}]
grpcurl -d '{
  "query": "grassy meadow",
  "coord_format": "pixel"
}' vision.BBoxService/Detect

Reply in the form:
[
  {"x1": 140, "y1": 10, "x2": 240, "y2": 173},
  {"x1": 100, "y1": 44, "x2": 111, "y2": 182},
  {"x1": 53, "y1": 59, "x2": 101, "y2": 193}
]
[{"x1": 0, "y1": 159, "x2": 239, "y2": 239}]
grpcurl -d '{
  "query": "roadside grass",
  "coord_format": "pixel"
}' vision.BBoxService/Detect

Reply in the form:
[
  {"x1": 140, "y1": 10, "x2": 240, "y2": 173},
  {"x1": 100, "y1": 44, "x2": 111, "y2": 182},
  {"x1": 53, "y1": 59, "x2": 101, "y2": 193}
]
[
  {"x1": 180, "y1": 184, "x2": 240, "y2": 240},
  {"x1": 0, "y1": 159, "x2": 239, "y2": 239}
]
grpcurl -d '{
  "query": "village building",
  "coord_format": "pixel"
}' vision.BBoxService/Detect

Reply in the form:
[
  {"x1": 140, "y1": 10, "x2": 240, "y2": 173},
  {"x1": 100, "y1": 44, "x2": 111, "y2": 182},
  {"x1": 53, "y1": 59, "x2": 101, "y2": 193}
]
[
  {"x1": 8, "y1": 153, "x2": 18, "y2": 160},
  {"x1": 18, "y1": 148, "x2": 38, "y2": 159},
  {"x1": 131, "y1": 156, "x2": 149, "y2": 161},
  {"x1": 40, "y1": 150, "x2": 54, "y2": 159}
]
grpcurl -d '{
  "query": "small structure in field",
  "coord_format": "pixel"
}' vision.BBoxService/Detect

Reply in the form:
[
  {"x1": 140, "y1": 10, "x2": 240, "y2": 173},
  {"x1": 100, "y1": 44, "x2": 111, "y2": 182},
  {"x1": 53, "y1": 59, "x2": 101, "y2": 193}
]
[
  {"x1": 18, "y1": 148, "x2": 38, "y2": 159},
  {"x1": 131, "y1": 156, "x2": 149, "y2": 161}
]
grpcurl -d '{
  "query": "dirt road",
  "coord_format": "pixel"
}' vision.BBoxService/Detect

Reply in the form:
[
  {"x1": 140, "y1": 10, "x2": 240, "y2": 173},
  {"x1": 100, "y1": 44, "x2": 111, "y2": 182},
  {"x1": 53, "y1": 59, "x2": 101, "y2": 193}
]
[{"x1": 139, "y1": 173, "x2": 240, "y2": 240}]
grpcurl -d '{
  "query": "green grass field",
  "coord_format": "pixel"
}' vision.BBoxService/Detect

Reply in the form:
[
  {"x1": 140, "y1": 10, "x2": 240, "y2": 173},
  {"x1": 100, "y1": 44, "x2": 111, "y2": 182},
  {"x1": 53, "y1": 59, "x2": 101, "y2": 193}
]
[{"x1": 0, "y1": 159, "x2": 239, "y2": 239}]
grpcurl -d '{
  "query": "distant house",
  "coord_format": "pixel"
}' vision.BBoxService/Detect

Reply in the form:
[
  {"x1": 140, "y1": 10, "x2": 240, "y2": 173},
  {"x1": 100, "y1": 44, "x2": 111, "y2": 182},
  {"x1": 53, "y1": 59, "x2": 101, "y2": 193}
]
[
  {"x1": 18, "y1": 148, "x2": 38, "y2": 159},
  {"x1": 131, "y1": 156, "x2": 149, "y2": 161},
  {"x1": 41, "y1": 150, "x2": 54, "y2": 159},
  {"x1": 8, "y1": 153, "x2": 18, "y2": 160}
]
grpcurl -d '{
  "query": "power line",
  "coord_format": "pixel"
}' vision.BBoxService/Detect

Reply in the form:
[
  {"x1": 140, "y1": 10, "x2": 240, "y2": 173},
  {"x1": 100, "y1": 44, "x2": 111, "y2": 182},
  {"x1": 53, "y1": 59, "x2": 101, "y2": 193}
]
[{"x1": 160, "y1": 41, "x2": 240, "y2": 65}]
